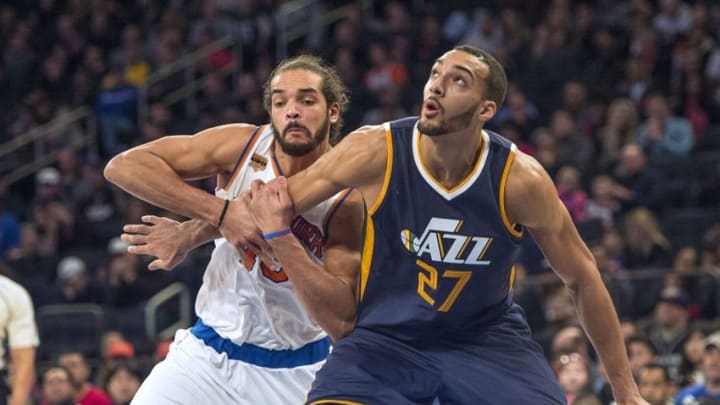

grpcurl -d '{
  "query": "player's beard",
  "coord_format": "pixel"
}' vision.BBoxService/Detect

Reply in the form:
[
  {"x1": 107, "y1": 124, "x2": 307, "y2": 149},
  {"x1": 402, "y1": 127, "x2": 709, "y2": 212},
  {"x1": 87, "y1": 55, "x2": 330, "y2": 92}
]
[
  {"x1": 418, "y1": 102, "x2": 479, "y2": 137},
  {"x1": 272, "y1": 117, "x2": 330, "y2": 156}
]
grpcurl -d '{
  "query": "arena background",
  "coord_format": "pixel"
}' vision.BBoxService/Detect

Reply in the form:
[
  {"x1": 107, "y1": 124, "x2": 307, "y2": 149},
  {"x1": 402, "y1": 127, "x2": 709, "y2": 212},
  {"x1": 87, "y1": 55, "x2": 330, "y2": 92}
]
[{"x1": 1, "y1": 0, "x2": 719, "y2": 403}]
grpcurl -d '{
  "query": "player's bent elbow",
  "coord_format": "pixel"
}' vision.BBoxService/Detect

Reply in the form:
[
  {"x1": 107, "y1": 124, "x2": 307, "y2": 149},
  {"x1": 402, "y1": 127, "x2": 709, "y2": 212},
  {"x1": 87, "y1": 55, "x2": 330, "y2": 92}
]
[{"x1": 104, "y1": 151, "x2": 136, "y2": 186}]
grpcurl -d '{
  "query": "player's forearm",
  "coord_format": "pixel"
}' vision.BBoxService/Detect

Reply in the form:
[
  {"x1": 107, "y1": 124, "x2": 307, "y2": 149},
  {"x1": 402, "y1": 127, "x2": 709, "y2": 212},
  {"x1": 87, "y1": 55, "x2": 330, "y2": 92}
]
[
  {"x1": 570, "y1": 272, "x2": 640, "y2": 402},
  {"x1": 268, "y1": 235, "x2": 356, "y2": 340},
  {"x1": 105, "y1": 150, "x2": 224, "y2": 225},
  {"x1": 8, "y1": 348, "x2": 34, "y2": 405},
  {"x1": 180, "y1": 219, "x2": 222, "y2": 251}
]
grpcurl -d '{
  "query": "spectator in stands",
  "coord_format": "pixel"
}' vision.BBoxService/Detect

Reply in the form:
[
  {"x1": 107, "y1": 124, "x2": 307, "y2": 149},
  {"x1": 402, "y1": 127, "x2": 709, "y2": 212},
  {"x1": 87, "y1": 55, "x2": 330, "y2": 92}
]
[
  {"x1": 0, "y1": 272, "x2": 38, "y2": 405},
  {"x1": 95, "y1": 61, "x2": 138, "y2": 158},
  {"x1": 531, "y1": 127, "x2": 560, "y2": 177},
  {"x1": 595, "y1": 98, "x2": 639, "y2": 172},
  {"x1": 701, "y1": 225, "x2": 720, "y2": 269},
  {"x1": 54, "y1": 256, "x2": 103, "y2": 305},
  {"x1": 637, "y1": 363, "x2": 675, "y2": 405},
  {"x1": 101, "y1": 364, "x2": 141, "y2": 405},
  {"x1": 623, "y1": 207, "x2": 672, "y2": 270},
  {"x1": 57, "y1": 351, "x2": 111, "y2": 405},
  {"x1": 636, "y1": 93, "x2": 695, "y2": 159},
  {"x1": 494, "y1": 86, "x2": 540, "y2": 141},
  {"x1": 550, "y1": 109, "x2": 594, "y2": 175},
  {"x1": 591, "y1": 244, "x2": 634, "y2": 319},
  {"x1": 553, "y1": 352, "x2": 595, "y2": 405},
  {"x1": 556, "y1": 165, "x2": 588, "y2": 222},
  {"x1": 40, "y1": 365, "x2": 77, "y2": 405},
  {"x1": 613, "y1": 144, "x2": 664, "y2": 212},
  {"x1": 5, "y1": 223, "x2": 58, "y2": 287},
  {"x1": 628, "y1": 336, "x2": 658, "y2": 378},
  {"x1": 585, "y1": 175, "x2": 623, "y2": 229},
  {"x1": 679, "y1": 329, "x2": 708, "y2": 386},
  {"x1": 103, "y1": 237, "x2": 166, "y2": 308},
  {"x1": 646, "y1": 287, "x2": 692, "y2": 380},
  {"x1": 0, "y1": 192, "x2": 19, "y2": 258},
  {"x1": 363, "y1": 41, "x2": 408, "y2": 95},
  {"x1": 675, "y1": 332, "x2": 720, "y2": 404},
  {"x1": 32, "y1": 167, "x2": 76, "y2": 255},
  {"x1": 562, "y1": 81, "x2": 593, "y2": 138},
  {"x1": 669, "y1": 247, "x2": 716, "y2": 320}
]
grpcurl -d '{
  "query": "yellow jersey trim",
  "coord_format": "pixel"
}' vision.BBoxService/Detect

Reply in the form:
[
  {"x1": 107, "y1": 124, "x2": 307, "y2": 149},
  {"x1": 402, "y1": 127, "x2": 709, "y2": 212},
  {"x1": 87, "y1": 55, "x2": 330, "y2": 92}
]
[
  {"x1": 307, "y1": 400, "x2": 367, "y2": 405},
  {"x1": 499, "y1": 147, "x2": 523, "y2": 238},
  {"x1": 413, "y1": 128, "x2": 490, "y2": 200},
  {"x1": 368, "y1": 126, "x2": 393, "y2": 216},
  {"x1": 508, "y1": 265, "x2": 517, "y2": 291},
  {"x1": 359, "y1": 214, "x2": 375, "y2": 301}
]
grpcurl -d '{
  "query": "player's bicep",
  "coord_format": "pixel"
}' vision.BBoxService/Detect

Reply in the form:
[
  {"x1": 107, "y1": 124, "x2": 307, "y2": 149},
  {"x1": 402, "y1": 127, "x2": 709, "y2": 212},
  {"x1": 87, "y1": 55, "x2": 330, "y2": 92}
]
[
  {"x1": 136, "y1": 124, "x2": 256, "y2": 180},
  {"x1": 322, "y1": 190, "x2": 364, "y2": 300}
]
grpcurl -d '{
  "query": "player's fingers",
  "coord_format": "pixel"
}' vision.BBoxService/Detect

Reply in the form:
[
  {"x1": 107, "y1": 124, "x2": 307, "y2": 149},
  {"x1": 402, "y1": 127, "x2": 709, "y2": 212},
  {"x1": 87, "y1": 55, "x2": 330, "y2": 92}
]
[
  {"x1": 141, "y1": 215, "x2": 164, "y2": 225},
  {"x1": 121, "y1": 233, "x2": 146, "y2": 245},
  {"x1": 122, "y1": 224, "x2": 150, "y2": 234},
  {"x1": 275, "y1": 177, "x2": 292, "y2": 208},
  {"x1": 149, "y1": 259, "x2": 173, "y2": 271},
  {"x1": 127, "y1": 244, "x2": 148, "y2": 255},
  {"x1": 148, "y1": 259, "x2": 163, "y2": 271}
]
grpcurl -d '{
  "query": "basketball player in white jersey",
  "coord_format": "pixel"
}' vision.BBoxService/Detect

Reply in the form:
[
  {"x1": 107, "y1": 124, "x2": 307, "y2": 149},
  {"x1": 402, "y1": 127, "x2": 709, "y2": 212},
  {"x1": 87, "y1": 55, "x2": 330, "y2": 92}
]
[{"x1": 104, "y1": 55, "x2": 364, "y2": 404}]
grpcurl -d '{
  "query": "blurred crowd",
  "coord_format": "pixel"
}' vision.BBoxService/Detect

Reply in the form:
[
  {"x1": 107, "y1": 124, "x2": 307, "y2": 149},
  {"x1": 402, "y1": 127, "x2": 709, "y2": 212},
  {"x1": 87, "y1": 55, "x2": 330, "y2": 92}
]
[{"x1": 1, "y1": 0, "x2": 720, "y2": 404}]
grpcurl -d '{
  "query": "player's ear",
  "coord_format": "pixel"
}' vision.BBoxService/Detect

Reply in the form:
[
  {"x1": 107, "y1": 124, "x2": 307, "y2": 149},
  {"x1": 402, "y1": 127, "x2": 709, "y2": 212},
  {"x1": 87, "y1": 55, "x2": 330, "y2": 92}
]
[
  {"x1": 478, "y1": 100, "x2": 497, "y2": 122},
  {"x1": 328, "y1": 102, "x2": 340, "y2": 124}
]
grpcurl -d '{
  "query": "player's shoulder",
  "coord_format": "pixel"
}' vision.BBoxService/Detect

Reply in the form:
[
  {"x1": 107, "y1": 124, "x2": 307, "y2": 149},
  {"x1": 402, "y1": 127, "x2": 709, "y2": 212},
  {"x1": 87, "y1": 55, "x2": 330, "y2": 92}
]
[
  {"x1": 344, "y1": 124, "x2": 387, "y2": 142},
  {"x1": 195, "y1": 123, "x2": 261, "y2": 140},
  {"x1": 507, "y1": 149, "x2": 552, "y2": 192},
  {"x1": 0, "y1": 276, "x2": 33, "y2": 306}
]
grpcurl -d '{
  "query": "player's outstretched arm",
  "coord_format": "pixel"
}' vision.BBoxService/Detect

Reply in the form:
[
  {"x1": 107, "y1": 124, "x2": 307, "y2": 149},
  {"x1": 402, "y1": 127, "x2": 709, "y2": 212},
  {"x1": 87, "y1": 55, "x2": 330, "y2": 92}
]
[
  {"x1": 286, "y1": 125, "x2": 389, "y2": 214},
  {"x1": 104, "y1": 124, "x2": 255, "y2": 226},
  {"x1": 249, "y1": 178, "x2": 362, "y2": 341},
  {"x1": 506, "y1": 152, "x2": 647, "y2": 405},
  {"x1": 122, "y1": 216, "x2": 220, "y2": 270}
]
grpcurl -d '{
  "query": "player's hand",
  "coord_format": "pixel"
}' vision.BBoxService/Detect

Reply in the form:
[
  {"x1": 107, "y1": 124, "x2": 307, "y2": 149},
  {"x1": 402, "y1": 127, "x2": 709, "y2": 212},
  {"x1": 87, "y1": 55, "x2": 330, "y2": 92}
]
[
  {"x1": 121, "y1": 215, "x2": 188, "y2": 270},
  {"x1": 219, "y1": 193, "x2": 274, "y2": 266},
  {"x1": 249, "y1": 177, "x2": 293, "y2": 233}
]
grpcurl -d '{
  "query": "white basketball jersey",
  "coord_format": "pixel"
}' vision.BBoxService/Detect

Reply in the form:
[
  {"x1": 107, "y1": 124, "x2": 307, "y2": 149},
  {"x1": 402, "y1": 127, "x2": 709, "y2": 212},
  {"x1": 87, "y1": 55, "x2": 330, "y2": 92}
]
[{"x1": 195, "y1": 125, "x2": 350, "y2": 350}]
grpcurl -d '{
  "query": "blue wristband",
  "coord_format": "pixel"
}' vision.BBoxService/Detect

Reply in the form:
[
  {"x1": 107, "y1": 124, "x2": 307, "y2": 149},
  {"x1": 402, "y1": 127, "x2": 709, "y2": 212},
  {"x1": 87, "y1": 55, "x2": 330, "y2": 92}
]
[{"x1": 263, "y1": 228, "x2": 292, "y2": 240}]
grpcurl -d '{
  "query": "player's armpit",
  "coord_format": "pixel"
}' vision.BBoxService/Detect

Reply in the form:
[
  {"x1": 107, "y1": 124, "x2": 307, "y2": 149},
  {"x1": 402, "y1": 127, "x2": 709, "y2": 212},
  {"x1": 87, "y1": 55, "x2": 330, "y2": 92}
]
[{"x1": 287, "y1": 125, "x2": 389, "y2": 215}]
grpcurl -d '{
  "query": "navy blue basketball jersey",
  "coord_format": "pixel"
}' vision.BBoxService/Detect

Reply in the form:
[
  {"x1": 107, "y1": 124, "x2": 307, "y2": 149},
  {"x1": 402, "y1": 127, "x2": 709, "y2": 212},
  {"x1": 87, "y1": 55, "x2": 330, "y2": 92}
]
[{"x1": 357, "y1": 117, "x2": 524, "y2": 343}]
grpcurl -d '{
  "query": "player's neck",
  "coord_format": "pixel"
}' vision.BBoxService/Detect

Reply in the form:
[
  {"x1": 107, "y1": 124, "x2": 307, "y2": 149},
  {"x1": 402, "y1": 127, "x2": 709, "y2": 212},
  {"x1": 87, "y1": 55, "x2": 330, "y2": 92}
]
[
  {"x1": 275, "y1": 140, "x2": 331, "y2": 176},
  {"x1": 419, "y1": 127, "x2": 484, "y2": 188}
]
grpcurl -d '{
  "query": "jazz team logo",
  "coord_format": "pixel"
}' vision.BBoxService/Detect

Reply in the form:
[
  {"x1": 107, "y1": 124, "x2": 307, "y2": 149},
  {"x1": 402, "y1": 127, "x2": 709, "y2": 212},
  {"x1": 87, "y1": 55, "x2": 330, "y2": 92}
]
[{"x1": 400, "y1": 217, "x2": 492, "y2": 266}]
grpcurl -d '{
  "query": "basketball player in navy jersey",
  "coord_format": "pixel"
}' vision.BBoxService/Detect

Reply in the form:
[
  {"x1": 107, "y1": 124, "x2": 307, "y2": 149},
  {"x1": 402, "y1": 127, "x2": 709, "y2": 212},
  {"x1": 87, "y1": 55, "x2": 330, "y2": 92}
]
[{"x1": 238, "y1": 45, "x2": 648, "y2": 404}]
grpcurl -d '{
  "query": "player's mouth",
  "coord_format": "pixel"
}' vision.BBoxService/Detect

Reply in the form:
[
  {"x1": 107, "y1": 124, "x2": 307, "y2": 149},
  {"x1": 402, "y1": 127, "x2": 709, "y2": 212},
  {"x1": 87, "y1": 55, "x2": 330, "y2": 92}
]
[
  {"x1": 423, "y1": 98, "x2": 442, "y2": 118},
  {"x1": 283, "y1": 124, "x2": 310, "y2": 138}
]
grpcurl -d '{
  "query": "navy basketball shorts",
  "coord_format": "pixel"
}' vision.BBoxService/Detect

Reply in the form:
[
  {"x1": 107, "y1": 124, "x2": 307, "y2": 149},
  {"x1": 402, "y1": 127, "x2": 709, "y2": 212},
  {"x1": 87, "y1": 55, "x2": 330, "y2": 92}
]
[{"x1": 305, "y1": 304, "x2": 565, "y2": 405}]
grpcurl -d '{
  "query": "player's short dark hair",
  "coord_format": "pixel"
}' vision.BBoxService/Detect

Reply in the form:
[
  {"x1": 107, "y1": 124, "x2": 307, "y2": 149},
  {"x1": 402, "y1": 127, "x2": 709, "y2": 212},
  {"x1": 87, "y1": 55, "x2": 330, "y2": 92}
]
[
  {"x1": 453, "y1": 44, "x2": 508, "y2": 109},
  {"x1": 263, "y1": 55, "x2": 350, "y2": 144}
]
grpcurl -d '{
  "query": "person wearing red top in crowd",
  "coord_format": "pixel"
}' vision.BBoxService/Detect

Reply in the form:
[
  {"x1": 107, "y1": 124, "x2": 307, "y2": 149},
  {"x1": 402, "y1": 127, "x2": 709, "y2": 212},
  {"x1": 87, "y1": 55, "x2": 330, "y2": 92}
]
[{"x1": 57, "y1": 352, "x2": 111, "y2": 405}]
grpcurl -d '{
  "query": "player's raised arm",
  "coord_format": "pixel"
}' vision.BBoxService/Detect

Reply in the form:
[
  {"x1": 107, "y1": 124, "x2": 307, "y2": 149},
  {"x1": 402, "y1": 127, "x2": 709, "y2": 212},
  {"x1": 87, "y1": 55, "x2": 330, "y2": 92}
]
[
  {"x1": 506, "y1": 151, "x2": 643, "y2": 405},
  {"x1": 104, "y1": 124, "x2": 256, "y2": 226},
  {"x1": 287, "y1": 125, "x2": 389, "y2": 214}
]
